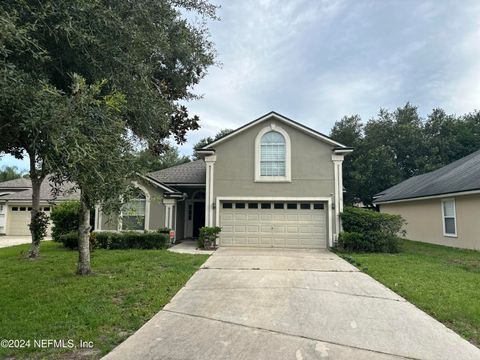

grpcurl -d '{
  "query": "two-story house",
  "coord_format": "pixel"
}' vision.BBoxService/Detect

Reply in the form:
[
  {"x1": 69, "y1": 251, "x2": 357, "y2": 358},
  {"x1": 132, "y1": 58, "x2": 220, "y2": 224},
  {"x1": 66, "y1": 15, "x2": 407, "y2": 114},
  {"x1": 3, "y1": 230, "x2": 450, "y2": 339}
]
[{"x1": 96, "y1": 111, "x2": 352, "y2": 248}]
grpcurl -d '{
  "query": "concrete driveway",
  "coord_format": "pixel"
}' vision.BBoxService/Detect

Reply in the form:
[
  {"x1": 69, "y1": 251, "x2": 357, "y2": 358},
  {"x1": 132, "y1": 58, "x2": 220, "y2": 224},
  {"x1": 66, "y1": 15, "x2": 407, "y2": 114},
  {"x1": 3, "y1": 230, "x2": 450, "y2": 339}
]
[
  {"x1": 0, "y1": 235, "x2": 51, "y2": 248},
  {"x1": 104, "y1": 248, "x2": 480, "y2": 360}
]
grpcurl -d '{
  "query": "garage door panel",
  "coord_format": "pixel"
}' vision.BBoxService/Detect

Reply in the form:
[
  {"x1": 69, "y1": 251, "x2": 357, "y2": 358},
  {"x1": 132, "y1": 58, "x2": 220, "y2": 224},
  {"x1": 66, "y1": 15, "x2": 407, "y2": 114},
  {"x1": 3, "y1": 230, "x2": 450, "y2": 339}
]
[
  {"x1": 234, "y1": 214, "x2": 247, "y2": 221},
  {"x1": 219, "y1": 202, "x2": 327, "y2": 249},
  {"x1": 273, "y1": 226, "x2": 285, "y2": 234},
  {"x1": 7, "y1": 206, "x2": 53, "y2": 236},
  {"x1": 222, "y1": 225, "x2": 234, "y2": 232},
  {"x1": 222, "y1": 214, "x2": 234, "y2": 220},
  {"x1": 234, "y1": 225, "x2": 247, "y2": 232}
]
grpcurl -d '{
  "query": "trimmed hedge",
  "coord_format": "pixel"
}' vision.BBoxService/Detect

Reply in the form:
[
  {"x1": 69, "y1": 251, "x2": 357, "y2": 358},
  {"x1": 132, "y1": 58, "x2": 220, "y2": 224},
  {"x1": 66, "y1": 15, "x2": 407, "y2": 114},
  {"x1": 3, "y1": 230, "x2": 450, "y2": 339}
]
[
  {"x1": 337, "y1": 207, "x2": 405, "y2": 253},
  {"x1": 59, "y1": 232, "x2": 80, "y2": 250},
  {"x1": 50, "y1": 201, "x2": 81, "y2": 242},
  {"x1": 59, "y1": 231, "x2": 169, "y2": 250},
  {"x1": 94, "y1": 231, "x2": 169, "y2": 249}
]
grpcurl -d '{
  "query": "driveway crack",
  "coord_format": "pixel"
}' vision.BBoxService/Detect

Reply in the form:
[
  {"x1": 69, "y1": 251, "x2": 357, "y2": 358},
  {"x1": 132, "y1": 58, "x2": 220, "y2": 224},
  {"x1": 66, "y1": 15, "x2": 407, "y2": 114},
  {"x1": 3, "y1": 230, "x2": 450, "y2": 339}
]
[
  {"x1": 181, "y1": 285, "x2": 405, "y2": 302},
  {"x1": 201, "y1": 266, "x2": 358, "y2": 272},
  {"x1": 162, "y1": 309, "x2": 416, "y2": 360}
]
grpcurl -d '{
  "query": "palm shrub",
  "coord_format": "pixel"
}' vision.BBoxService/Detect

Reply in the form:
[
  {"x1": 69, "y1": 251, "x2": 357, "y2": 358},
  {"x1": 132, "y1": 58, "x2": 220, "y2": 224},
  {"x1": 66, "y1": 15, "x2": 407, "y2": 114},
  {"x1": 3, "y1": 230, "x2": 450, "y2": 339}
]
[{"x1": 337, "y1": 207, "x2": 406, "y2": 253}]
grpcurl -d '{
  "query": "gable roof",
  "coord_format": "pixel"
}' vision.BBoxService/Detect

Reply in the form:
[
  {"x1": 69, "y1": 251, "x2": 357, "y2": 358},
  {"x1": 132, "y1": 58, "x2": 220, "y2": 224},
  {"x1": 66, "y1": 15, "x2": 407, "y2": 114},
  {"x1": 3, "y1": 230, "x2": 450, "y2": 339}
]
[
  {"x1": 200, "y1": 111, "x2": 349, "y2": 149},
  {"x1": 374, "y1": 149, "x2": 480, "y2": 203},
  {"x1": 146, "y1": 160, "x2": 206, "y2": 185},
  {"x1": 0, "y1": 178, "x2": 80, "y2": 202}
]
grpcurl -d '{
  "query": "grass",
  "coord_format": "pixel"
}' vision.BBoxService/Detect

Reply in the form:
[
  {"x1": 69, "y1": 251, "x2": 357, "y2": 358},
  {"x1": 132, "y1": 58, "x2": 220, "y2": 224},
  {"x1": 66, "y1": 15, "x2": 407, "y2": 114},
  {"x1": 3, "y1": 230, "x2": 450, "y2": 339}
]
[
  {"x1": 0, "y1": 241, "x2": 209, "y2": 359},
  {"x1": 338, "y1": 239, "x2": 480, "y2": 346}
]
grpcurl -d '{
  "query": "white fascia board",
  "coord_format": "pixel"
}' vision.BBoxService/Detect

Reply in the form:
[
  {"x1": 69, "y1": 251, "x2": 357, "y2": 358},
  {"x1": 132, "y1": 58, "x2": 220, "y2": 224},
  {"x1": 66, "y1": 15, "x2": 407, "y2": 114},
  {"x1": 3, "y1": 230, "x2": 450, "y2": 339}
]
[
  {"x1": 203, "y1": 112, "x2": 347, "y2": 149},
  {"x1": 137, "y1": 174, "x2": 177, "y2": 193},
  {"x1": 375, "y1": 189, "x2": 480, "y2": 204}
]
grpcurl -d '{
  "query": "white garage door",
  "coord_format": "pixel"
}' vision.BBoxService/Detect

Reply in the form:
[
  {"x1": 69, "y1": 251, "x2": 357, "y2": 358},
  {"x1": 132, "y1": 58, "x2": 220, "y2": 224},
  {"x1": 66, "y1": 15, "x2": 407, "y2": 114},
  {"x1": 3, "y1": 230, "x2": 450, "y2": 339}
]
[
  {"x1": 219, "y1": 201, "x2": 327, "y2": 248},
  {"x1": 7, "y1": 205, "x2": 53, "y2": 236}
]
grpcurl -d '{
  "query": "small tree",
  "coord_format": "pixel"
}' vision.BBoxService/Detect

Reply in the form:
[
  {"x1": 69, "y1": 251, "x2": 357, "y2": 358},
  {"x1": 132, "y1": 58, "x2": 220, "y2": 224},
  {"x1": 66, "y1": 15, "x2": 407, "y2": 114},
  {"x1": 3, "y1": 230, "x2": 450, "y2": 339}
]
[
  {"x1": 1, "y1": 0, "x2": 218, "y2": 261},
  {"x1": 50, "y1": 76, "x2": 136, "y2": 275}
]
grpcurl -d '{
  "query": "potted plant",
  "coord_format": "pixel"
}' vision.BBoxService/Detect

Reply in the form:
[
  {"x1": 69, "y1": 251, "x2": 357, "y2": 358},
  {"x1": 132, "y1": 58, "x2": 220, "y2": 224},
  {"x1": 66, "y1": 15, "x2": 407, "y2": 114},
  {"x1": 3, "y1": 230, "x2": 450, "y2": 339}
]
[{"x1": 198, "y1": 226, "x2": 222, "y2": 250}]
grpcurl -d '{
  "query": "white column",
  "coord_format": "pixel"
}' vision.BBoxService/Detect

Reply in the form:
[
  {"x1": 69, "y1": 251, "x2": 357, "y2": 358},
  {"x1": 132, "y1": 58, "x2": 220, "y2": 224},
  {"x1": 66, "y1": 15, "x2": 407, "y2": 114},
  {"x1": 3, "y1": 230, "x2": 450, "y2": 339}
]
[
  {"x1": 163, "y1": 198, "x2": 176, "y2": 229},
  {"x1": 94, "y1": 205, "x2": 101, "y2": 230},
  {"x1": 205, "y1": 155, "x2": 216, "y2": 227},
  {"x1": 1, "y1": 202, "x2": 8, "y2": 235},
  {"x1": 332, "y1": 153, "x2": 345, "y2": 242}
]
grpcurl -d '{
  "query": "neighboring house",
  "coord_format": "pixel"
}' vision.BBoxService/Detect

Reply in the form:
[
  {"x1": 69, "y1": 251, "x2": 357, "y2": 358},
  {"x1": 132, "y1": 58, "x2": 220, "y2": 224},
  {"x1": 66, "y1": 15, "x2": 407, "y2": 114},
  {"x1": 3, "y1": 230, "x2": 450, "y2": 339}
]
[
  {"x1": 374, "y1": 149, "x2": 480, "y2": 250},
  {"x1": 0, "y1": 178, "x2": 80, "y2": 236},
  {"x1": 96, "y1": 111, "x2": 352, "y2": 248}
]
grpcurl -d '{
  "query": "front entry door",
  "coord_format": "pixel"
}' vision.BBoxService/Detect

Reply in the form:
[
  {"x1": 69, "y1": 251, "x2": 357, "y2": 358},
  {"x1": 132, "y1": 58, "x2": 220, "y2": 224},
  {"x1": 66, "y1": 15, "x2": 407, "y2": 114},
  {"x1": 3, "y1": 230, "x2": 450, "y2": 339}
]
[{"x1": 193, "y1": 202, "x2": 205, "y2": 238}]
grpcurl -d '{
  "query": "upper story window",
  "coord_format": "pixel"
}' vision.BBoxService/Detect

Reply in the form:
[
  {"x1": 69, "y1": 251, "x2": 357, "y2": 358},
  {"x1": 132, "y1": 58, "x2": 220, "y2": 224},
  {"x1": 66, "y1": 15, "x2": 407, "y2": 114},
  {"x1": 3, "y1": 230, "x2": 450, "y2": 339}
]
[
  {"x1": 122, "y1": 188, "x2": 147, "y2": 231},
  {"x1": 260, "y1": 131, "x2": 286, "y2": 176},
  {"x1": 255, "y1": 124, "x2": 291, "y2": 182},
  {"x1": 442, "y1": 199, "x2": 457, "y2": 237}
]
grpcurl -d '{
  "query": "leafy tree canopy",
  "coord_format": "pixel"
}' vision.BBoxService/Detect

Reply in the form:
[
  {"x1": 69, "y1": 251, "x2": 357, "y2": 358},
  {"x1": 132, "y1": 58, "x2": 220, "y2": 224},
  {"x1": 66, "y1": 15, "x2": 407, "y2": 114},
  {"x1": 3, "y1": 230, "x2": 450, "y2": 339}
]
[
  {"x1": 0, "y1": 166, "x2": 27, "y2": 182},
  {"x1": 135, "y1": 145, "x2": 191, "y2": 173},
  {"x1": 192, "y1": 128, "x2": 234, "y2": 159},
  {"x1": 330, "y1": 103, "x2": 480, "y2": 207}
]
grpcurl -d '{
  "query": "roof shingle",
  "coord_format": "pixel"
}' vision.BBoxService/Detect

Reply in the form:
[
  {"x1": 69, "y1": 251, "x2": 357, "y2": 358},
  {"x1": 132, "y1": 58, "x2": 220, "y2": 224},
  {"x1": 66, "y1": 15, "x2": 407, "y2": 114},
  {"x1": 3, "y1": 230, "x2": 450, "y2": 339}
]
[
  {"x1": 0, "y1": 178, "x2": 31, "y2": 189},
  {"x1": 375, "y1": 149, "x2": 480, "y2": 203},
  {"x1": 146, "y1": 160, "x2": 206, "y2": 185},
  {"x1": 0, "y1": 178, "x2": 79, "y2": 201}
]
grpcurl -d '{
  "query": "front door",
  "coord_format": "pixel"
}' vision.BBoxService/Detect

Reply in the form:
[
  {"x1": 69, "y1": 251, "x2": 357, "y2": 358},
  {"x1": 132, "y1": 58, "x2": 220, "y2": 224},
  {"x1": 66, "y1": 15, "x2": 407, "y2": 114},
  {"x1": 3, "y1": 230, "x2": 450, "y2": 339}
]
[{"x1": 193, "y1": 201, "x2": 205, "y2": 238}]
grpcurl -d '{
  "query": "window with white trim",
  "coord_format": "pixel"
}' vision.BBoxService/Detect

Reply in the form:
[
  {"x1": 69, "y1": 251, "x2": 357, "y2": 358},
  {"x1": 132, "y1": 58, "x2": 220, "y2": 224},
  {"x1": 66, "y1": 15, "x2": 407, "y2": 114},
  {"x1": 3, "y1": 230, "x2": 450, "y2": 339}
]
[
  {"x1": 442, "y1": 199, "x2": 457, "y2": 236},
  {"x1": 121, "y1": 188, "x2": 146, "y2": 230},
  {"x1": 260, "y1": 131, "x2": 286, "y2": 176}
]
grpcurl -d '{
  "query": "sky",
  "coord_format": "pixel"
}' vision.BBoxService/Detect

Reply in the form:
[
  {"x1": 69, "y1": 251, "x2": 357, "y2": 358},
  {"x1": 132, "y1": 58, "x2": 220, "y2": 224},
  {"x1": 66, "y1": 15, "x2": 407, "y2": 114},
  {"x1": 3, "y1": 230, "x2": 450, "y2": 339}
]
[{"x1": 2, "y1": 0, "x2": 480, "y2": 170}]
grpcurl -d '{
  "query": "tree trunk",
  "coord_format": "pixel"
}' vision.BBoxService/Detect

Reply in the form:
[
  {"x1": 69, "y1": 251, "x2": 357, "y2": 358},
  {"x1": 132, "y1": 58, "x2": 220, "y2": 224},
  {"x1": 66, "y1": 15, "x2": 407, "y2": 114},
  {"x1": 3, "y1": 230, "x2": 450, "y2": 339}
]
[
  {"x1": 28, "y1": 154, "x2": 45, "y2": 259},
  {"x1": 77, "y1": 191, "x2": 92, "y2": 275}
]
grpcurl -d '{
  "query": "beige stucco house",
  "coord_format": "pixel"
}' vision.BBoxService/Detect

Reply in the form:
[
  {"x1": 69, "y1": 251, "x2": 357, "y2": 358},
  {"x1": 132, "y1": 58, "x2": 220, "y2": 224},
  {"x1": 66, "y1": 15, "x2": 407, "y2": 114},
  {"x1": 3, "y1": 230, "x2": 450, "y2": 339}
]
[
  {"x1": 375, "y1": 149, "x2": 480, "y2": 250},
  {"x1": 0, "y1": 178, "x2": 79, "y2": 236},
  {"x1": 96, "y1": 111, "x2": 352, "y2": 248}
]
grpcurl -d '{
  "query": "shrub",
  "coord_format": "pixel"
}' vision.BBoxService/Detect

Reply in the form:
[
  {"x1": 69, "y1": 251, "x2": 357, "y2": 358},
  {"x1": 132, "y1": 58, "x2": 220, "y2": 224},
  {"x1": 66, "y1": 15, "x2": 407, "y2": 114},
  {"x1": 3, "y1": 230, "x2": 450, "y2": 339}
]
[
  {"x1": 50, "y1": 201, "x2": 81, "y2": 242},
  {"x1": 59, "y1": 232, "x2": 97, "y2": 250},
  {"x1": 94, "y1": 231, "x2": 169, "y2": 250},
  {"x1": 198, "y1": 226, "x2": 221, "y2": 249},
  {"x1": 59, "y1": 231, "x2": 169, "y2": 250},
  {"x1": 59, "y1": 232, "x2": 79, "y2": 250},
  {"x1": 337, "y1": 207, "x2": 405, "y2": 253},
  {"x1": 157, "y1": 227, "x2": 170, "y2": 234},
  {"x1": 29, "y1": 211, "x2": 49, "y2": 241}
]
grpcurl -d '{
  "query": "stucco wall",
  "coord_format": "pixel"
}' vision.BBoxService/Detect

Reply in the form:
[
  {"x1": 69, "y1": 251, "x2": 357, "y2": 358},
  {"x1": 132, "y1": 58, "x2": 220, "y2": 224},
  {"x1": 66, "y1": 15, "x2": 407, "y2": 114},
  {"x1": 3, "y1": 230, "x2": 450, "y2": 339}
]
[
  {"x1": 379, "y1": 194, "x2": 480, "y2": 250},
  {"x1": 98, "y1": 178, "x2": 167, "y2": 231},
  {"x1": 211, "y1": 116, "x2": 337, "y2": 235}
]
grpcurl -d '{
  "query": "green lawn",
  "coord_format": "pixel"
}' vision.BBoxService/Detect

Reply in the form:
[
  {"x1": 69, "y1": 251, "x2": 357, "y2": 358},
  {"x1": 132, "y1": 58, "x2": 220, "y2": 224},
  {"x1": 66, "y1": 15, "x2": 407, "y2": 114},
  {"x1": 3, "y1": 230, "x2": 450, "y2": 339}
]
[
  {"x1": 339, "y1": 239, "x2": 480, "y2": 346},
  {"x1": 0, "y1": 241, "x2": 209, "y2": 359}
]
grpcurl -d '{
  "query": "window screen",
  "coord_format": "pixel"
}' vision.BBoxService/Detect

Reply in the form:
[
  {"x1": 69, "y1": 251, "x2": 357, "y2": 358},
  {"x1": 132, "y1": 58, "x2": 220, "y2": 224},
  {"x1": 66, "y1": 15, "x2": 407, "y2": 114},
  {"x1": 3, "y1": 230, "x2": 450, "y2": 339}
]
[{"x1": 260, "y1": 131, "x2": 286, "y2": 176}]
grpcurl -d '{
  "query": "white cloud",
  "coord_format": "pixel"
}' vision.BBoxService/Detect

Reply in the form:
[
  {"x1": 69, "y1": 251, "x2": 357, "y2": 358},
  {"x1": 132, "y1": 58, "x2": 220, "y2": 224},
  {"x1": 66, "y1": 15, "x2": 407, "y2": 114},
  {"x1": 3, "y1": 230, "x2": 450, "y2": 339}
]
[{"x1": 3, "y1": 0, "x2": 480, "y2": 165}]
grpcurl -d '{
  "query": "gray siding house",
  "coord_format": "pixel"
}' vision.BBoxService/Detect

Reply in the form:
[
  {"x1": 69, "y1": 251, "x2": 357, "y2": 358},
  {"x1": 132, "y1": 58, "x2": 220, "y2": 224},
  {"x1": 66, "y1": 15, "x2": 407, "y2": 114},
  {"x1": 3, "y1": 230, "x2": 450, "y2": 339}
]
[{"x1": 96, "y1": 112, "x2": 352, "y2": 248}]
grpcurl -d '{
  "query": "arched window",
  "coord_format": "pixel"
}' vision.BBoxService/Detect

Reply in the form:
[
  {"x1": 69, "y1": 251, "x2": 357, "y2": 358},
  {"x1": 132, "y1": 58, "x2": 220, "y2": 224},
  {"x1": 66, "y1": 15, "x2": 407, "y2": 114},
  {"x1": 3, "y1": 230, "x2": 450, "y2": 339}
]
[
  {"x1": 121, "y1": 188, "x2": 147, "y2": 230},
  {"x1": 260, "y1": 131, "x2": 286, "y2": 176}
]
